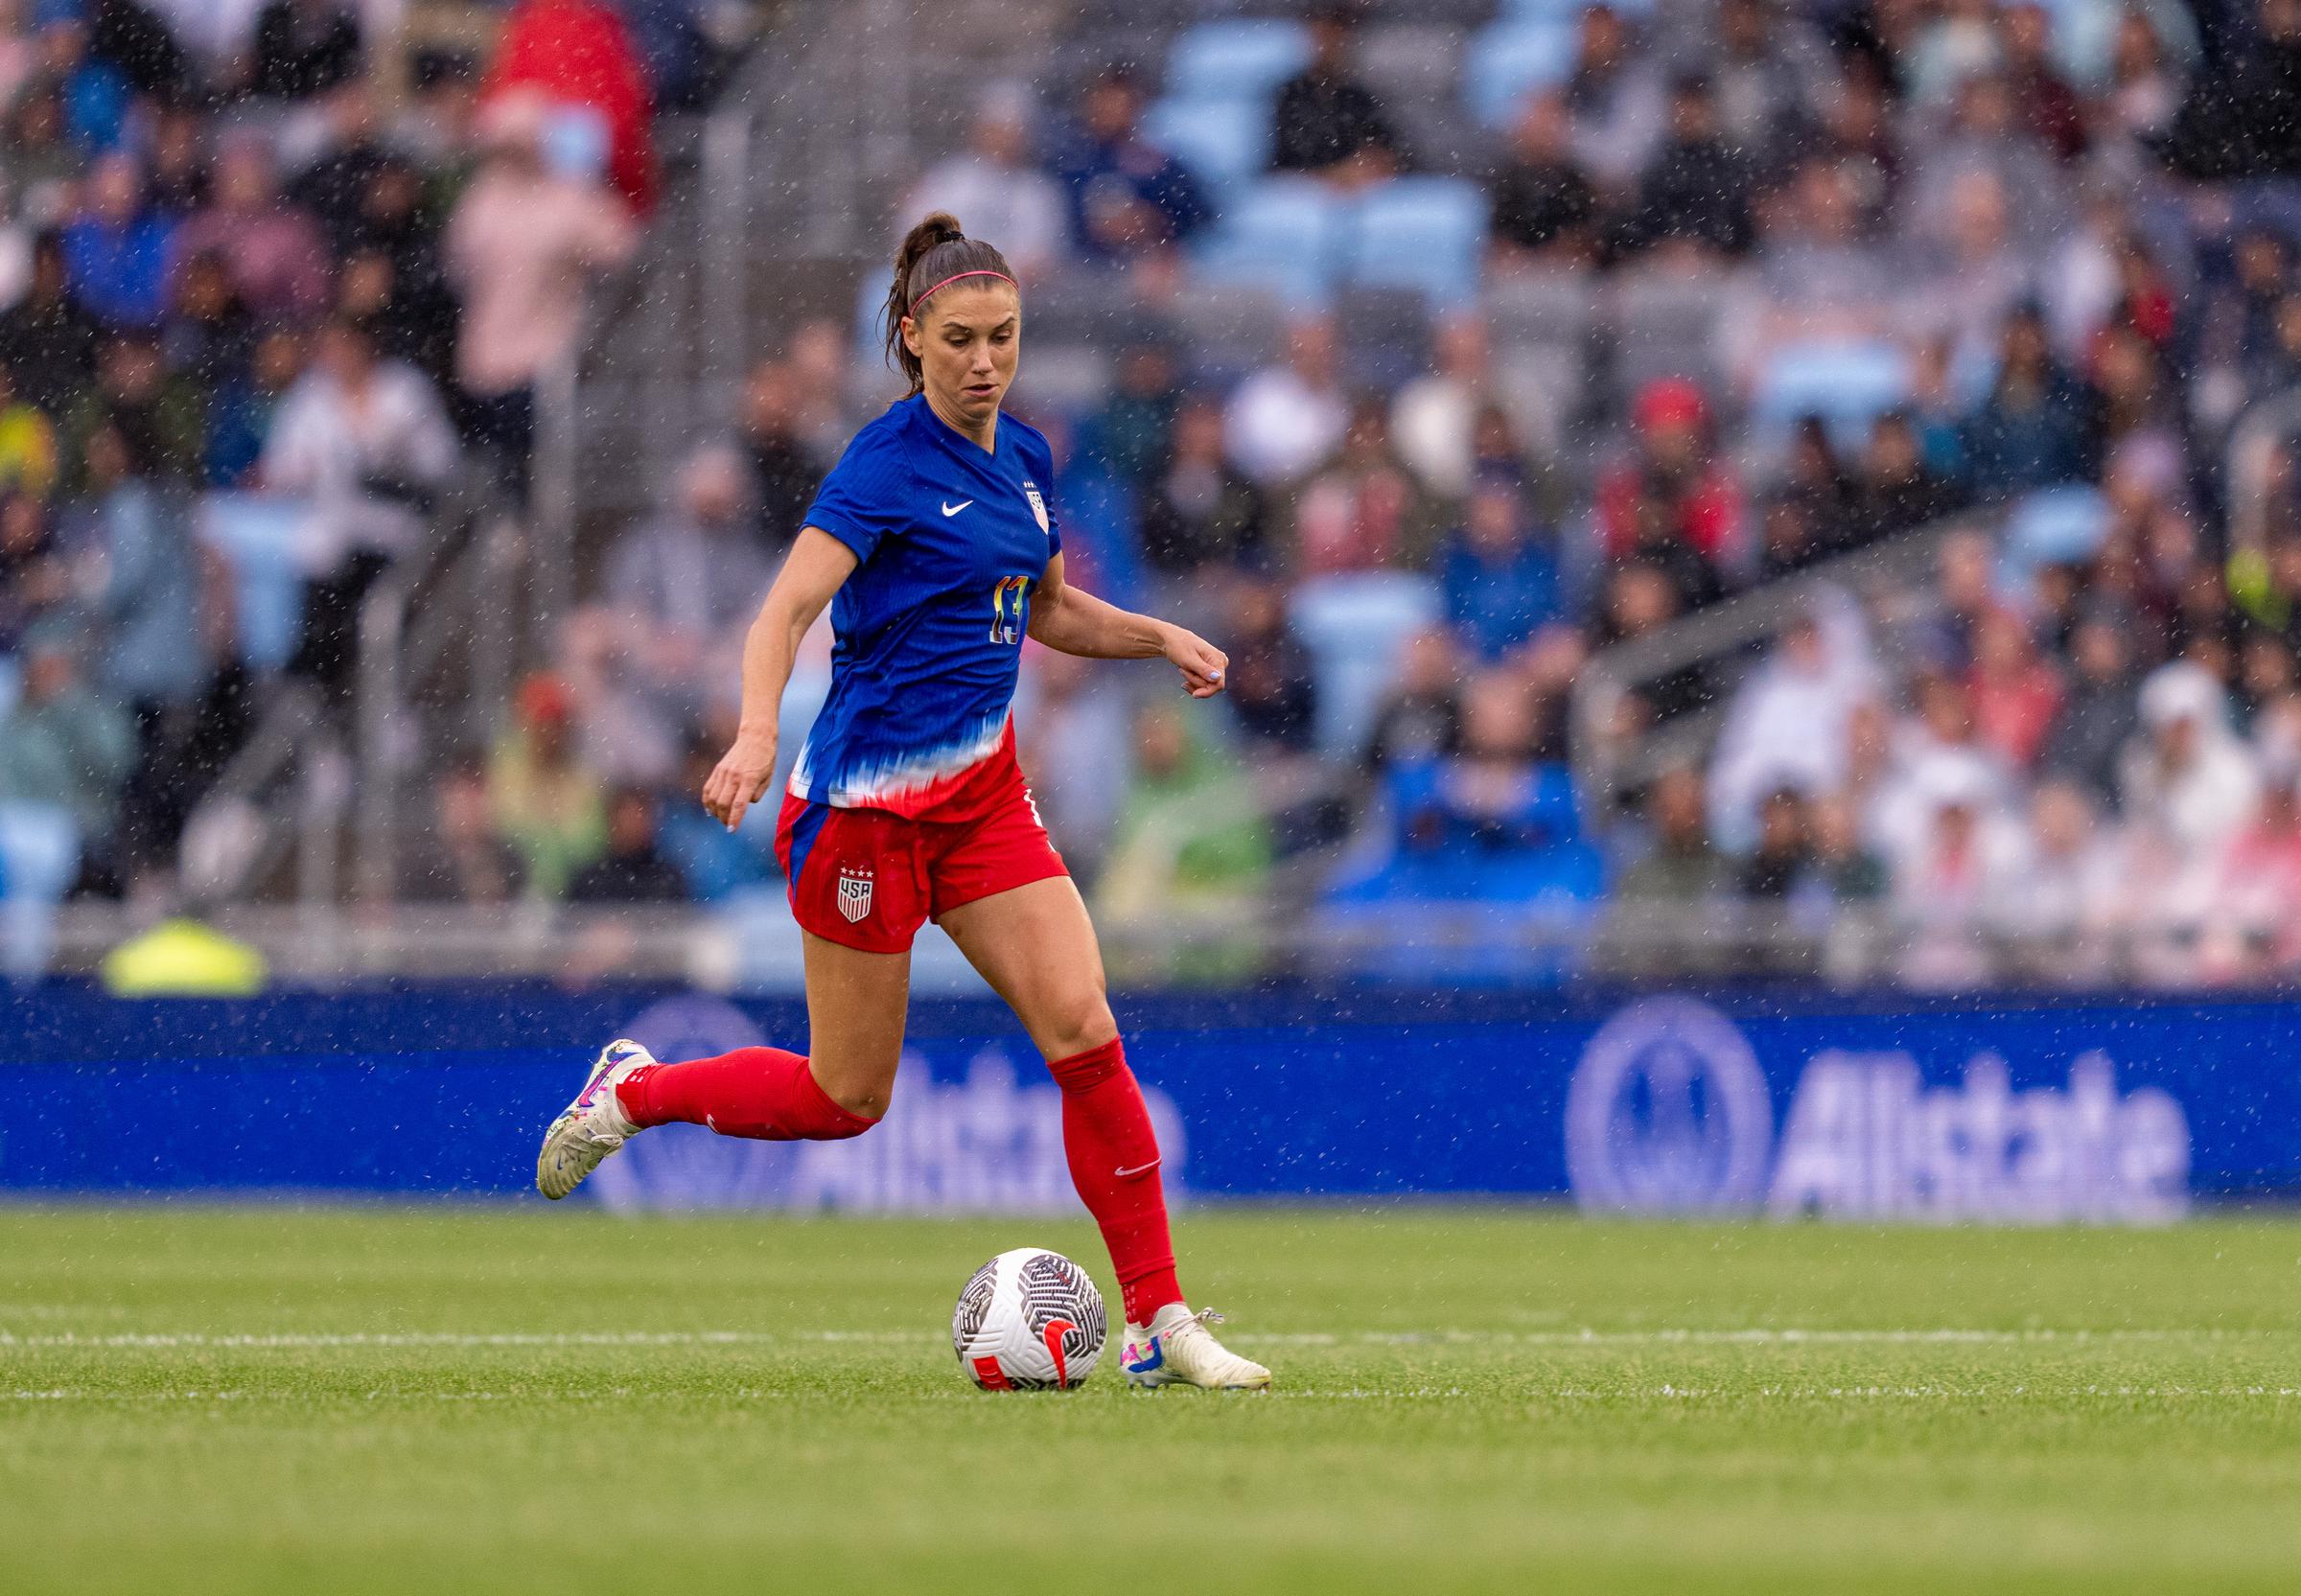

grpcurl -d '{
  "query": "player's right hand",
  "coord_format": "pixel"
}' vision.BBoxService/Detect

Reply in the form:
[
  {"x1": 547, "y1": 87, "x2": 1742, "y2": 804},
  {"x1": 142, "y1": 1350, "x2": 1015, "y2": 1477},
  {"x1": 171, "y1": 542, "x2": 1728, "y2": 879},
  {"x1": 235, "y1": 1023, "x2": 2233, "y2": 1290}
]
[{"x1": 703, "y1": 730, "x2": 778, "y2": 833}]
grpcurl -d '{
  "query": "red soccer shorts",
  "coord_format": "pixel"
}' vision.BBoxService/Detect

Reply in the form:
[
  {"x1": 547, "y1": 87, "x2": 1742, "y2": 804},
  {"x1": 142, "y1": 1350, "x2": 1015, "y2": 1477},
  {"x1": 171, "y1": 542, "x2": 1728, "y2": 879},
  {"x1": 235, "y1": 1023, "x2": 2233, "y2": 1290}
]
[{"x1": 775, "y1": 782, "x2": 1069, "y2": 954}]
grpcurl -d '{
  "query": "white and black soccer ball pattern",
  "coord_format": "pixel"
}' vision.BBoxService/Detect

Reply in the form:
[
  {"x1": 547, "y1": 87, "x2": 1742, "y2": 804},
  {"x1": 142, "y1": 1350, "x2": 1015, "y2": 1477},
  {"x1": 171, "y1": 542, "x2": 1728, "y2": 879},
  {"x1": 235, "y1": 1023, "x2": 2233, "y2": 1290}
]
[{"x1": 951, "y1": 1246, "x2": 1107, "y2": 1391}]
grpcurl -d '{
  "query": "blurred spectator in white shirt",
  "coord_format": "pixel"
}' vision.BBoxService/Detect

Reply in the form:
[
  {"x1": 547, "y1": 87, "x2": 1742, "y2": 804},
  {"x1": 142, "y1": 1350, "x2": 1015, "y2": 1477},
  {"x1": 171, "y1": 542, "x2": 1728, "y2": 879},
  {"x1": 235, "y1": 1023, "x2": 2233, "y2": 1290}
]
[
  {"x1": 1708, "y1": 594, "x2": 1881, "y2": 851},
  {"x1": 263, "y1": 316, "x2": 458, "y2": 572},
  {"x1": 262, "y1": 316, "x2": 458, "y2": 701},
  {"x1": 1869, "y1": 671, "x2": 2017, "y2": 873},
  {"x1": 1891, "y1": 757, "x2": 2029, "y2": 987},
  {"x1": 1390, "y1": 312, "x2": 1494, "y2": 501},
  {"x1": 2119, "y1": 661, "x2": 2260, "y2": 867},
  {"x1": 1985, "y1": 776, "x2": 2121, "y2": 981},
  {"x1": 1224, "y1": 312, "x2": 1349, "y2": 488},
  {"x1": 900, "y1": 87, "x2": 1065, "y2": 283}
]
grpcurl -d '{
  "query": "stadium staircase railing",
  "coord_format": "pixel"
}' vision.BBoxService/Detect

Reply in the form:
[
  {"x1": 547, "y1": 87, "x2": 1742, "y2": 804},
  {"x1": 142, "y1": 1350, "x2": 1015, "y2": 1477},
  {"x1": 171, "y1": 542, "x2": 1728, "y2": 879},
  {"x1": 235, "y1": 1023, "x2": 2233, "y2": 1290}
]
[
  {"x1": 164, "y1": 464, "x2": 523, "y2": 918},
  {"x1": 1569, "y1": 518, "x2": 1966, "y2": 821}
]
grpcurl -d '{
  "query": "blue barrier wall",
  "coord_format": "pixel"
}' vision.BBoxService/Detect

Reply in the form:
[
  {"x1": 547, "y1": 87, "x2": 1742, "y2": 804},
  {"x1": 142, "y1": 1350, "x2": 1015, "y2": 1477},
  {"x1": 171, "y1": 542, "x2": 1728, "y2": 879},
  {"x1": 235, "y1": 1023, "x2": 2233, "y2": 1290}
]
[{"x1": 6, "y1": 983, "x2": 2297, "y2": 1217}]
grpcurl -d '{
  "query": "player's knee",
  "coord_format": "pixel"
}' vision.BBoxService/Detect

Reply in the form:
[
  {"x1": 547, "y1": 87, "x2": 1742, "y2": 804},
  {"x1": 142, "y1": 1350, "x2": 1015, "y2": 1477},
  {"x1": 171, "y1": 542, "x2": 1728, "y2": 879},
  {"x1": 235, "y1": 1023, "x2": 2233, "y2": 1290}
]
[
  {"x1": 1042, "y1": 992, "x2": 1119, "y2": 1062},
  {"x1": 824, "y1": 1079, "x2": 892, "y2": 1121},
  {"x1": 813, "y1": 1058, "x2": 898, "y2": 1122}
]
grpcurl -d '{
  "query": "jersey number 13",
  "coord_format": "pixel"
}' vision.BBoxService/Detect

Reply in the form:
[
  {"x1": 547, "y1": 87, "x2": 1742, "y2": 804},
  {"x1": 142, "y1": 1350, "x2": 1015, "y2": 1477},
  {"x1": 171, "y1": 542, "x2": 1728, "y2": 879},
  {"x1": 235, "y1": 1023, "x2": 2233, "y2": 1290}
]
[{"x1": 988, "y1": 576, "x2": 1030, "y2": 645}]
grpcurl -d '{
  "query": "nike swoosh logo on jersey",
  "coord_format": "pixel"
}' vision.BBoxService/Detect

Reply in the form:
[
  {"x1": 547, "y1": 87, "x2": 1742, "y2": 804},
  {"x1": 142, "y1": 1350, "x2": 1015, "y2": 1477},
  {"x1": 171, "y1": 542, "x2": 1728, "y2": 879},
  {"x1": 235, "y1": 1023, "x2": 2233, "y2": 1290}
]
[
  {"x1": 1114, "y1": 1160, "x2": 1160, "y2": 1178},
  {"x1": 941, "y1": 499, "x2": 973, "y2": 517}
]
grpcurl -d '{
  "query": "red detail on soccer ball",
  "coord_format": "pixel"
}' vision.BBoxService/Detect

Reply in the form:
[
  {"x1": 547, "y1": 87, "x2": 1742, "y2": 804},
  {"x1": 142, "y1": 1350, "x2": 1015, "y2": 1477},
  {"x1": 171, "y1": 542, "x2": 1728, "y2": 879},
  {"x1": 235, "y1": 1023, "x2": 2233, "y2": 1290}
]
[
  {"x1": 1039, "y1": 1318, "x2": 1076, "y2": 1387},
  {"x1": 971, "y1": 1356, "x2": 1012, "y2": 1390}
]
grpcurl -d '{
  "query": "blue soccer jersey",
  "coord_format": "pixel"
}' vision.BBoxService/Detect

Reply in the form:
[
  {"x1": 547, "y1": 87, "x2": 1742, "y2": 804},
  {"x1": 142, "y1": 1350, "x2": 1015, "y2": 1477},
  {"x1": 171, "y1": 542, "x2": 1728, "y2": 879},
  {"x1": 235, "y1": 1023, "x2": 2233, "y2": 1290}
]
[{"x1": 788, "y1": 393, "x2": 1061, "y2": 818}]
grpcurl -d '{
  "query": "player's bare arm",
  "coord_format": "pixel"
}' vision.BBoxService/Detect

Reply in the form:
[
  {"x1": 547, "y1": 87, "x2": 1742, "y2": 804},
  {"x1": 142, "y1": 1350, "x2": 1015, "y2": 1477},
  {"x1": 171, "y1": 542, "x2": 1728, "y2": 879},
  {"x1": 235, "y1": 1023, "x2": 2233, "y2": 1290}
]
[
  {"x1": 1027, "y1": 551, "x2": 1227, "y2": 698},
  {"x1": 701, "y1": 527, "x2": 858, "y2": 833}
]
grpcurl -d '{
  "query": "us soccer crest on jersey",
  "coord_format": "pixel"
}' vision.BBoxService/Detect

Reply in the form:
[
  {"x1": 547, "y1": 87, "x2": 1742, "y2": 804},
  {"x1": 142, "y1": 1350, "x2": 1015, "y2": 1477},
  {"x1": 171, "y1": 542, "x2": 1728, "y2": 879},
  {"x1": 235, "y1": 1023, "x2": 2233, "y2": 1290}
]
[{"x1": 837, "y1": 866, "x2": 873, "y2": 923}]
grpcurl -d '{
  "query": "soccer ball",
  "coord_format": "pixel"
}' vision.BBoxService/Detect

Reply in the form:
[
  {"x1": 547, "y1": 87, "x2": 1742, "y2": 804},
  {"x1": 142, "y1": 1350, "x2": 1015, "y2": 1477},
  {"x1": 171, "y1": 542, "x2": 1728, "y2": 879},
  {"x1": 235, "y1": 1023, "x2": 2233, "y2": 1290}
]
[{"x1": 951, "y1": 1246, "x2": 1107, "y2": 1390}]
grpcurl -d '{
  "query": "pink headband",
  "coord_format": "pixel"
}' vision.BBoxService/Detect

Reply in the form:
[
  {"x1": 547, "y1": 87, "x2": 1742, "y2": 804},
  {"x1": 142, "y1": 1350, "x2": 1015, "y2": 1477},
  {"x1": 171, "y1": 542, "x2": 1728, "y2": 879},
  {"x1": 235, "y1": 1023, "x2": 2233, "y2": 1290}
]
[{"x1": 910, "y1": 268, "x2": 1016, "y2": 313}]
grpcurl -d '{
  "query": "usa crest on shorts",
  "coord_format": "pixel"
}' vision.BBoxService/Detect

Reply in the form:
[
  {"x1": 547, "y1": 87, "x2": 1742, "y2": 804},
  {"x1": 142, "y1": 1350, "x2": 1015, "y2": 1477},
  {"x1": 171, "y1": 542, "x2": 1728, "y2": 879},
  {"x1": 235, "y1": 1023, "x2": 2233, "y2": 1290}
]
[
  {"x1": 1022, "y1": 479, "x2": 1049, "y2": 534},
  {"x1": 837, "y1": 866, "x2": 873, "y2": 922}
]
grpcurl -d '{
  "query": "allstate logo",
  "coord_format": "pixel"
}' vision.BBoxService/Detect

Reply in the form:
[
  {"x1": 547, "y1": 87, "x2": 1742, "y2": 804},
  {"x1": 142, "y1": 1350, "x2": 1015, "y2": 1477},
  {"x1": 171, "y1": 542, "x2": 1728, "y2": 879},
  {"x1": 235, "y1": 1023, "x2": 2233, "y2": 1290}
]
[{"x1": 1565, "y1": 997, "x2": 1774, "y2": 1214}]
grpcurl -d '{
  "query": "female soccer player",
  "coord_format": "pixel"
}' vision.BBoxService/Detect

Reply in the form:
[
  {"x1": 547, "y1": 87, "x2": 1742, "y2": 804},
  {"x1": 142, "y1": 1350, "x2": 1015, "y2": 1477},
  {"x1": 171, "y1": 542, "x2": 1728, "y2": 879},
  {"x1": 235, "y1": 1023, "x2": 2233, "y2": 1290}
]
[{"x1": 535, "y1": 214, "x2": 1270, "y2": 1391}]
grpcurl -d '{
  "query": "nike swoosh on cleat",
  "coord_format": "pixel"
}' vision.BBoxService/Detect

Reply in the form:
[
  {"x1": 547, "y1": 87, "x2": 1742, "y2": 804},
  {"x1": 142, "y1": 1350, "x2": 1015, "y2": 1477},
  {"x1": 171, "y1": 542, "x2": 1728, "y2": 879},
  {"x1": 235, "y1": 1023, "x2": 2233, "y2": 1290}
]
[
  {"x1": 1113, "y1": 1160, "x2": 1160, "y2": 1178},
  {"x1": 941, "y1": 499, "x2": 972, "y2": 517}
]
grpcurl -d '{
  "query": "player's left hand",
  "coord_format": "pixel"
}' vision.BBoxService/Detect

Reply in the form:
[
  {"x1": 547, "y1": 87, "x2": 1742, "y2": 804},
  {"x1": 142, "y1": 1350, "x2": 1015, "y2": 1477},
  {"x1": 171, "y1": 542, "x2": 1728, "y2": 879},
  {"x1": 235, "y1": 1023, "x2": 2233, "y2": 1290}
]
[{"x1": 1161, "y1": 626, "x2": 1228, "y2": 698}]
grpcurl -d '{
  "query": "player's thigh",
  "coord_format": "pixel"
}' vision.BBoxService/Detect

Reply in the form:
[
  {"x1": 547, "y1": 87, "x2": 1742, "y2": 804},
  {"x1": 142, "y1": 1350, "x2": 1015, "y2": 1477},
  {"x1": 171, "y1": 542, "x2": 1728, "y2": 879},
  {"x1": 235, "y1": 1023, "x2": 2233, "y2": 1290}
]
[
  {"x1": 938, "y1": 875, "x2": 1118, "y2": 1061},
  {"x1": 801, "y1": 931, "x2": 911, "y2": 1118}
]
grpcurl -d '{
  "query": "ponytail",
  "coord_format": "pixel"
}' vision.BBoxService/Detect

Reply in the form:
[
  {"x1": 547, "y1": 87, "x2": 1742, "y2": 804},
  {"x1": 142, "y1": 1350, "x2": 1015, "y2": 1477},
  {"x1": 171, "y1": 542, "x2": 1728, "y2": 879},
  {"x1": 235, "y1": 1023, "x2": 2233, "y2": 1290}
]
[{"x1": 881, "y1": 212, "x2": 1018, "y2": 392}]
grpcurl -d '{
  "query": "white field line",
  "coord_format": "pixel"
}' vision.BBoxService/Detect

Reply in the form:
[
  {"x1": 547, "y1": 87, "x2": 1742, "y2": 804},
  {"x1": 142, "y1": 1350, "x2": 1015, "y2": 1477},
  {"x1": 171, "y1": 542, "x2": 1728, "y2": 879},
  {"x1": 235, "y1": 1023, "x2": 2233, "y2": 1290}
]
[
  {"x1": 2, "y1": 1384, "x2": 2295, "y2": 1404},
  {"x1": 0, "y1": 1327, "x2": 2293, "y2": 1352}
]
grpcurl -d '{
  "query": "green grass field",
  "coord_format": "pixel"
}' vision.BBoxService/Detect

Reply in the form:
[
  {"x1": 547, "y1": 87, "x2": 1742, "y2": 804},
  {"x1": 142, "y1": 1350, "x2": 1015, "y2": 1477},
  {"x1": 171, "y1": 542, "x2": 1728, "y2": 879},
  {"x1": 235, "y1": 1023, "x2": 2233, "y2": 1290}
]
[{"x1": 3, "y1": 1206, "x2": 2297, "y2": 1594}]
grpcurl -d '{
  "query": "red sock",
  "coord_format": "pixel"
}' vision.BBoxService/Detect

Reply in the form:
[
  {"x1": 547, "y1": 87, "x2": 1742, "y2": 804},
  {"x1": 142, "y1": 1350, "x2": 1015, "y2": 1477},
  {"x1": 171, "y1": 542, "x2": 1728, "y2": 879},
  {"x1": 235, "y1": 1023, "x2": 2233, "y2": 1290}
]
[
  {"x1": 1045, "y1": 1037, "x2": 1183, "y2": 1325},
  {"x1": 616, "y1": 1047, "x2": 878, "y2": 1141}
]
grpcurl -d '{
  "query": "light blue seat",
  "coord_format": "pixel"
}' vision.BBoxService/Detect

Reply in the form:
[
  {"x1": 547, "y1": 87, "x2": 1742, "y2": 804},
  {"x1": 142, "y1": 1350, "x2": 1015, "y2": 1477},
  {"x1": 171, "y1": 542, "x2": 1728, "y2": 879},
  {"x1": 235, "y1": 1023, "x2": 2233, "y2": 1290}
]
[
  {"x1": 1165, "y1": 18, "x2": 1312, "y2": 102},
  {"x1": 1751, "y1": 339, "x2": 1912, "y2": 453},
  {"x1": 1464, "y1": 20, "x2": 1580, "y2": 128},
  {"x1": 0, "y1": 799, "x2": 80, "y2": 979},
  {"x1": 1141, "y1": 95, "x2": 1272, "y2": 197},
  {"x1": 2019, "y1": 0, "x2": 2197, "y2": 86},
  {"x1": 1189, "y1": 176, "x2": 1342, "y2": 303},
  {"x1": 1347, "y1": 176, "x2": 1490, "y2": 305},
  {"x1": 195, "y1": 492, "x2": 309, "y2": 672},
  {"x1": 1289, "y1": 571, "x2": 1445, "y2": 757},
  {"x1": 2001, "y1": 486, "x2": 2110, "y2": 582}
]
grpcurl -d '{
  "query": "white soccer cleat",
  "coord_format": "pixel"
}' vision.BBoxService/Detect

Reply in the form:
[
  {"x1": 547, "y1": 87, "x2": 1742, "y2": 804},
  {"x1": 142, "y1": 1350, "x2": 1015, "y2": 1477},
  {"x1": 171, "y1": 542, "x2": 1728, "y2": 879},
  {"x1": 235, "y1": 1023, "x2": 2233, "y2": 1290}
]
[
  {"x1": 1120, "y1": 1304, "x2": 1271, "y2": 1391},
  {"x1": 535, "y1": 1039, "x2": 655, "y2": 1199}
]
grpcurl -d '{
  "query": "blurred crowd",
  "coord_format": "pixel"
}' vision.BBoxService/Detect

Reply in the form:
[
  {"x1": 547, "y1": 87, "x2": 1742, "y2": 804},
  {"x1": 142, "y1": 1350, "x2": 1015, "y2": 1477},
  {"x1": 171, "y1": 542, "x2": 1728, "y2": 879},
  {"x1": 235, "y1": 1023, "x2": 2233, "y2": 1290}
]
[
  {"x1": 24, "y1": 0, "x2": 2301, "y2": 994},
  {"x1": 0, "y1": 0, "x2": 703, "y2": 920}
]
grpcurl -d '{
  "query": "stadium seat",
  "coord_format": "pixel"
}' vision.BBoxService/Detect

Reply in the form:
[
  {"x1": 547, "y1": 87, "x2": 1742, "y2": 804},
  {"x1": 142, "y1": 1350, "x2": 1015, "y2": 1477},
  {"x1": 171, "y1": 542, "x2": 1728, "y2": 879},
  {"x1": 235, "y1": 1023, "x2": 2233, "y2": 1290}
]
[
  {"x1": 1464, "y1": 20, "x2": 1580, "y2": 128},
  {"x1": 1164, "y1": 18, "x2": 1312, "y2": 102},
  {"x1": 1141, "y1": 94, "x2": 1273, "y2": 198},
  {"x1": 2002, "y1": 485, "x2": 2111, "y2": 577},
  {"x1": 0, "y1": 800, "x2": 79, "y2": 979},
  {"x1": 1289, "y1": 571, "x2": 1445, "y2": 757},
  {"x1": 2032, "y1": 0, "x2": 2198, "y2": 86},
  {"x1": 1190, "y1": 177, "x2": 1343, "y2": 303},
  {"x1": 195, "y1": 493, "x2": 309, "y2": 672},
  {"x1": 1751, "y1": 339, "x2": 1911, "y2": 453},
  {"x1": 1347, "y1": 176, "x2": 1490, "y2": 306}
]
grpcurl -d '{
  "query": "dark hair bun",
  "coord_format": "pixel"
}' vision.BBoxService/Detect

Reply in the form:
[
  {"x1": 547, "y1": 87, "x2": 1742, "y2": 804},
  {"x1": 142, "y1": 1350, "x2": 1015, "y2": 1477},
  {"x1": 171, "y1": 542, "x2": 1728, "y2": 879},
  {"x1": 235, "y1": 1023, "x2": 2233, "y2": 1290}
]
[{"x1": 880, "y1": 214, "x2": 1017, "y2": 393}]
